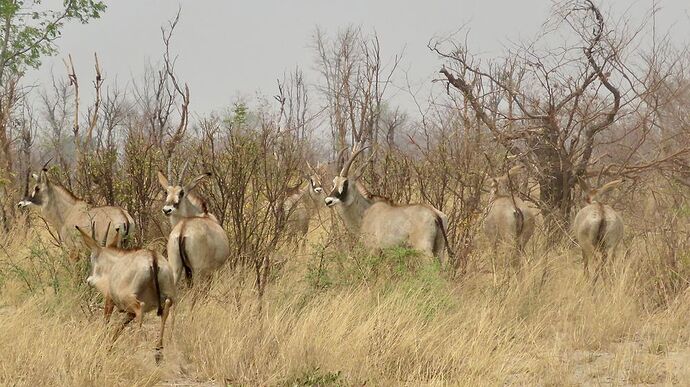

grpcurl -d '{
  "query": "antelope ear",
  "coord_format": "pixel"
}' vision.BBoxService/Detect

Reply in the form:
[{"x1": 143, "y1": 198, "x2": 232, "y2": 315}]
[
  {"x1": 75, "y1": 226, "x2": 100, "y2": 251},
  {"x1": 32, "y1": 173, "x2": 39, "y2": 182},
  {"x1": 596, "y1": 179, "x2": 624, "y2": 198},
  {"x1": 185, "y1": 172, "x2": 212, "y2": 192},
  {"x1": 157, "y1": 171, "x2": 170, "y2": 189}
]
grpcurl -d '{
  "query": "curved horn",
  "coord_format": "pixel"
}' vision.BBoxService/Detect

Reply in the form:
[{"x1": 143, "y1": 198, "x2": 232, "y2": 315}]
[
  {"x1": 101, "y1": 222, "x2": 111, "y2": 247},
  {"x1": 340, "y1": 145, "x2": 370, "y2": 177},
  {"x1": 41, "y1": 157, "x2": 53, "y2": 171},
  {"x1": 167, "y1": 158, "x2": 173, "y2": 184},
  {"x1": 306, "y1": 160, "x2": 316, "y2": 174},
  {"x1": 178, "y1": 160, "x2": 190, "y2": 185},
  {"x1": 335, "y1": 146, "x2": 349, "y2": 170}
]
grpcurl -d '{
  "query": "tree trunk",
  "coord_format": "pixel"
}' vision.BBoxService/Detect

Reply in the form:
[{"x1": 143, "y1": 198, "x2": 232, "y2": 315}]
[{"x1": 532, "y1": 132, "x2": 573, "y2": 241}]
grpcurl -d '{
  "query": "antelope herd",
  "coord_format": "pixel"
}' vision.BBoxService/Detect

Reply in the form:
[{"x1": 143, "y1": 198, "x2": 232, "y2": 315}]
[{"x1": 16, "y1": 146, "x2": 626, "y2": 361}]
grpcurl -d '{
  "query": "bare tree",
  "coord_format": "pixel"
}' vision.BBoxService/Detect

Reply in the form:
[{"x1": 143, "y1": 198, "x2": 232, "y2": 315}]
[
  {"x1": 314, "y1": 26, "x2": 401, "y2": 154},
  {"x1": 274, "y1": 67, "x2": 311, "y2": 140},
  {"x1": 434, "y1": 1, "x2": 643, "y2": 232}
]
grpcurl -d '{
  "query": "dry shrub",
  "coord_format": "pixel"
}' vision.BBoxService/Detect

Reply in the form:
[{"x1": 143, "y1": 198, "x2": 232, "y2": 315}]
[{"x1": 191, "y1": 111, "x2": 306, "y2": 296}]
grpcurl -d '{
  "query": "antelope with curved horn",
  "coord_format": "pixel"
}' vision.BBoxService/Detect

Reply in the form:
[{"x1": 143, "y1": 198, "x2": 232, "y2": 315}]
[
  {"x1": 324, "y1": 142, "x2": 451, "y2": 263},
  {"x1": 75, "y1": 226, "x2": 175, "y2": 363},
  {"x1": 17, "y1": 160, "x2": 135, "y2": 257},
  {"x1": 158, "y1": 163, "x2": 229, "y2": 286},
  {"x1": 283, "y1": 161, "x2": 326, "y2": 251},
  {"x1": 573, "y1": 178, "x2": 624, "y2": 282},
  {"x1": 483, "y1": 165, "x2": 536, "y2": 280}
]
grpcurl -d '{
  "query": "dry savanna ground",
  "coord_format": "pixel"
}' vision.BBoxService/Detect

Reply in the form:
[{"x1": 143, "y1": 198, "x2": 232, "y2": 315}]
[{"x1": 1, "y1": 215, "x2": 690, "y2": 386}]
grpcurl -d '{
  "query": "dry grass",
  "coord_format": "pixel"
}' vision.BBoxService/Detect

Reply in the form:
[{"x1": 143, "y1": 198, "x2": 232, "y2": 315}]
[{"x1": 1, "y1": 222, "x2": 690, "y2": 386}]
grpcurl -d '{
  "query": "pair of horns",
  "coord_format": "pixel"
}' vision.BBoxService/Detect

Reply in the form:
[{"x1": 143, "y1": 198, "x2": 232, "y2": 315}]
[
  {"x1": 306, "y1": 160, "x2": 322, "y2": 174},
  {"x1": 167, "y1": 159, "x2": 190, "y2": 185}
]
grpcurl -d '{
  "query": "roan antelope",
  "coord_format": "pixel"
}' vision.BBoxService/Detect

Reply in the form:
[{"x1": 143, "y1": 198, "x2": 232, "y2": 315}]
[
  {"x1": 157, "y1": 167, "x2": 229, "y2": 286},
  {"x1": 324, "y1": 143, "x2": 451, "y2": 263},
  {"x1": 573, "y1": 178, "x2": 624, "y2": 282},
  {"x1": 75, "y1": 226, "x2": 174, "y2": 363},
  {"x1": 483, "y1": 165, "x2": 536, "y2": 279},
  {"x1": 283, "y1": 163, "x2": 326, "y2": 250},
  {"x1": 17, "y1": 162, "x2": 134, "y2": 256}
]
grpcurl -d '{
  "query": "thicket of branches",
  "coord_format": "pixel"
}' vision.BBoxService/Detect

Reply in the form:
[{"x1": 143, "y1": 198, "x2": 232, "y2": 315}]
[{"x1": 0, "y1": 2, "x2": 689, "y2": 287}]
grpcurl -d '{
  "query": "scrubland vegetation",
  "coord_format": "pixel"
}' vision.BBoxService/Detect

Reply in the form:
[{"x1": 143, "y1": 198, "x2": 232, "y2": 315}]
[{"x1": 1, "y1": 0, "x2": 689, "y2": 385}]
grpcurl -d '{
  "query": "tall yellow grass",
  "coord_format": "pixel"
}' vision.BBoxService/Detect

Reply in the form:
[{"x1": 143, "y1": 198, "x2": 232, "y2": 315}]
[{"x1": 1, "y1": 223, "x2": 690, "y2": 386}]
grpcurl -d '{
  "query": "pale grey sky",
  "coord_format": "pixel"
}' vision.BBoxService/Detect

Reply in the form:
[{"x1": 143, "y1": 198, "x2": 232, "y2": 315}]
[{"x1": 27, "y1": 0, "x2": 690, "y2": 117}]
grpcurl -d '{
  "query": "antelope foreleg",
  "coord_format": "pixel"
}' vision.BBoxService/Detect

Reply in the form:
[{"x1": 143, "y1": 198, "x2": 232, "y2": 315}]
[{"x1": 104, "y1": 297, "x2": 114, "y2": 323}]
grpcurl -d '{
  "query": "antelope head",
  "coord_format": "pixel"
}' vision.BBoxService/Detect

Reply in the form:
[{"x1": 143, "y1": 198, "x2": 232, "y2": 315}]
[
  {"x1": 324, "y1": 143, "x2": 369, "y2": 208},
  {"x1": 17, "y1": 160, "x2": 52, "y2": 209},
  {"x1": 157, "y1": 162, "x2": 211, "y2": 218},
  {"x1": 490, "y1": 165, "x2": 525, "y2": 198},
  {"x1": 306, "y1": 161, "x2": 325, "y2": 199}
]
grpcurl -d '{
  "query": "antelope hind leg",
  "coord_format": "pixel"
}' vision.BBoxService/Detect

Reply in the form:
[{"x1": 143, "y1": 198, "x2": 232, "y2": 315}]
[{"x1": 155, "y1": 298, "x2": 173, "y2": 364}]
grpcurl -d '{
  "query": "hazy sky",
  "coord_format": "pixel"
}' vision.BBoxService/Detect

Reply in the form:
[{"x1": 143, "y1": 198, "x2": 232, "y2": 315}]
[{"x1": 27, "y1": 0, "x2": 690, "y2": 117}]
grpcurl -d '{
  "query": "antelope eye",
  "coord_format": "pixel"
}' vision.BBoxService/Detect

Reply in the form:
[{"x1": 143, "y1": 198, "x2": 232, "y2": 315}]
[{"x1": 179, "y1": 189, "x2": 185, "y2": 199}]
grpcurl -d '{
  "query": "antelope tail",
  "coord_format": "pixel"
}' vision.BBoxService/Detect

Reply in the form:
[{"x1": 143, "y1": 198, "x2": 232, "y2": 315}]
[
  {"x1": 594, "y1": 202, "x2": 607, "y2": 251},
  {"x1": 435, "y1": 215, "x2": 454, "y2": 258},
  {"x1": 513, "y1": 207, "x2": 524, "y2": 240},
  {"x1": 101, "y1": 222, "x2": 111, "y2": 247},
  {"x1": 116, "y1": 208, "x2": 131, "y2": 247},
  {"x1": 178, "y1": 236, "x2": 192, "y2": 284},
  {"x1": 150, "y1": 252, "x2": 163, "y2": 316}
]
